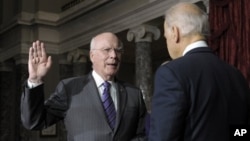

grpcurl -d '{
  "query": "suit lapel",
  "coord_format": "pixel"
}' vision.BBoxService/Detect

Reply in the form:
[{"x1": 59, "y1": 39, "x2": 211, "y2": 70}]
[
  {"x1": 114, "y1": 82, "x2": 127, "y2": 132},
  {"x1": 84, "y1": 74, "x2": 111, "y2": 127},
  {"x1": 84, "y1": 74, "x2": 128, "y2": 132}
]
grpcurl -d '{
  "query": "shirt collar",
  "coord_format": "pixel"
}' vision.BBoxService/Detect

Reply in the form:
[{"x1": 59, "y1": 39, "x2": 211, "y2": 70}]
[
  {"x1": 182, "y1": 41, "x2": 208, "y2": 56},
  {"x1": 92, "y1": 70, "x2": 113, "y2": 87}
]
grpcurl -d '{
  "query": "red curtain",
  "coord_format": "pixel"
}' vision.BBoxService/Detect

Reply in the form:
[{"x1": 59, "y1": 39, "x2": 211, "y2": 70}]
[{"x1": 209, "y1": 0, "x2": 250, "y2": 86}]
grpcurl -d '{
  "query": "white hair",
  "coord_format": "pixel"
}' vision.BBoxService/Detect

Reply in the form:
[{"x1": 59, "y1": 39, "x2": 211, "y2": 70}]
[
  {"x1": 90, "y1": 37, "x2": 95, "y2": 50},
  {"x1": 89, "y1": 33, "x2": 124, "y2": 50},
  {"x1": 164, "y1": 3, "x2": 210, "y2": 38}
]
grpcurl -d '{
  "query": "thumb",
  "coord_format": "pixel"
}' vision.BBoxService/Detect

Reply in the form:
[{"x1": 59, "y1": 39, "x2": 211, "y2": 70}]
[{"x1": 46, "y1": 56, "x2": 52, "y2": 68}]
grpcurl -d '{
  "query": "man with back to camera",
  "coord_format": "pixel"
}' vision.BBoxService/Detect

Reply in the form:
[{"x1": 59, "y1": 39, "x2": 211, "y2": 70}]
[
  {"x1": 149, "y1": 2, "x2": 250, "y2": 141},
  {"x1": 21, "y1": 32, "x2": 147, "y2": 141}
]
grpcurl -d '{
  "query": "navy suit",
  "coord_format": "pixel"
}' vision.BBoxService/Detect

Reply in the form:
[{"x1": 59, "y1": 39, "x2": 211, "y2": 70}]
[
  {"x1": 149, "y1": 47, "x2": 250, "y2": 141},
  {"x1": 21, "y1": 73, "x2": 147, "y2": 141}
]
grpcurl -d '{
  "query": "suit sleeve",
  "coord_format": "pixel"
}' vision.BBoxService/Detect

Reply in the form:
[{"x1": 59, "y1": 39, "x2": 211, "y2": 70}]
[
  {"x1": 21, "y1": 80, "x2": 68, "y2": 130},
  {"x1": 149, "y1": 65, "x2": 189, "y2": 141},
  {"x1": 131, "y1": 91, "x2": 147, "y2": 141}
]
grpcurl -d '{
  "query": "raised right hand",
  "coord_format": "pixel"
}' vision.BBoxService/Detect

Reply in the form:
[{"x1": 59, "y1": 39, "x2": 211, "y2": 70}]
[{"x1": 28, "y1": 40, "x2": 52, "y2": 83}]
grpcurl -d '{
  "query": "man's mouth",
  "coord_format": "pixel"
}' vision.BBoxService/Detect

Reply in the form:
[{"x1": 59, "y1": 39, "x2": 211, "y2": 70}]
[{"x1": 107, "y1": 63, "x2": 118, "y2": 67}]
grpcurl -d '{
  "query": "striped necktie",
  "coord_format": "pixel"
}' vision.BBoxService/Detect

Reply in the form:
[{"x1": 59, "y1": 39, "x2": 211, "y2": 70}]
[{"x1": 102, "y1": 81, "x2": 116, "y2": 130}]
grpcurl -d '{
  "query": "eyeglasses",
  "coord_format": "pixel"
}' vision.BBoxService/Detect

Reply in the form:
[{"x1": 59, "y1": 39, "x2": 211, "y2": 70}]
[{"x1": 92, "y1": 47, "x2": 124, "y2": 54}]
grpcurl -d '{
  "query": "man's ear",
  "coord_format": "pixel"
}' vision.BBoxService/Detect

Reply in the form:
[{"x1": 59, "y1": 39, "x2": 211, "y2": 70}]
[
  {"x1": 172, "y1": 26, "x2": 180, "y2": 43},
  {"x1": 89, "y1": 51, "x2": 94, "y2": 62}
]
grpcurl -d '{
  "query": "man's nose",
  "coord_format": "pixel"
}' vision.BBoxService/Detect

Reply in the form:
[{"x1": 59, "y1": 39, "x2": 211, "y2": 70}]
[{"x1": 109, "y1": 49, "x2": 118, "y2": 57}]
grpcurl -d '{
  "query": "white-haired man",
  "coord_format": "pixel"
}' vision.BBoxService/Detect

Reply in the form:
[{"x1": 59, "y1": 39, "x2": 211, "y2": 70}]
[{"x1": 149, "y1": 2, "x2": 250, "y2": 141}]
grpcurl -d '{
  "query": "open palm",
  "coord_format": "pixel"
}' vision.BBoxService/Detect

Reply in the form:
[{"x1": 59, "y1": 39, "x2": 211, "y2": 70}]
[{"x1": 28, "y1": 40, "x2": 52, "y2": 83}]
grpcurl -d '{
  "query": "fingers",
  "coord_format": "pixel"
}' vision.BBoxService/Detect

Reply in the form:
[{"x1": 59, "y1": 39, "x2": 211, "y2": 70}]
[
  {"x1": 30, "y1": 40, "x2": 43, "y2": 58},
  {"x1": 36, "y1": 41, "x2": 42, "y2": 58},
  {"x1": 41, "y1": 42, "x2": 47, "y2": 59},
  {"x1": 29, "y1": 40, "x2": 48, "y2": 64},
  {"x1": 32, "y1": 41, "x2": 38, "y2": 58},
  {"x1": 29, "y1": 47, "x2": 33, "y2": 62},
  {"x1": 33, "y1": 40, "x2": 42, "y2": 58}
]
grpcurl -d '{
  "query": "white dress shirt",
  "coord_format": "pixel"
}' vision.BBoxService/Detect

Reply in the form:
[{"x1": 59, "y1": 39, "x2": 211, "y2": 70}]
[{"x1": 92, "y1": 71, "x2": 118, "y2": 111}]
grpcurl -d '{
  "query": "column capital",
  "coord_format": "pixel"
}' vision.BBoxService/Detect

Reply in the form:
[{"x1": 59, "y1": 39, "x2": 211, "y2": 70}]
[
  {"x1": 127, "y1": 24, "x2": 160, "y2": 42},
  {"x1": 67, "y1": 48, "x2": 89, "y2": 63}
]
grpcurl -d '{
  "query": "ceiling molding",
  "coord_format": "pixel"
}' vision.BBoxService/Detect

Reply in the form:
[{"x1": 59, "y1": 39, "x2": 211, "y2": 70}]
[
  {"x1": 0, "y1": 0, "x2": 205, "y2": 62},
  {"x1": 58, "y1": 0, "x2": 177, "y2": 54},
  {"x1": 58, "y1": 0, "x2": 205, "y2": 54}
]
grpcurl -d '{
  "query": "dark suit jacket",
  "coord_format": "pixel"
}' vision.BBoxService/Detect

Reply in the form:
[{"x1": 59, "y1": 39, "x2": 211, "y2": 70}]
[
  {"x1": 21, "y1": 73, "x2": 147, "y2": 141},
  {"x1": 149, "y1": 47, "x2": 250, "y2": 141}
]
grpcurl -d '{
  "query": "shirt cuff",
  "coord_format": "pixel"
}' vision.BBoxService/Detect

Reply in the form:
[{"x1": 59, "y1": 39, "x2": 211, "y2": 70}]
[{"x1": 27, "y1": 80, "x2": 43, "y2": 88}]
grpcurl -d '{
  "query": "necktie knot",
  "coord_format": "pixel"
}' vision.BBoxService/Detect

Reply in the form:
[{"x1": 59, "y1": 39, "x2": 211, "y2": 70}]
[{"x1": 103, "y1": 81, "x2": 110, "y2": 89}]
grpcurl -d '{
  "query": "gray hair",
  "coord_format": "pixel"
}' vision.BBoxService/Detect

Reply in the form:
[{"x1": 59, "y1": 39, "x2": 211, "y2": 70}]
[{"x1": 164, "y1": 2, "x2": 210, "y2": 38}]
